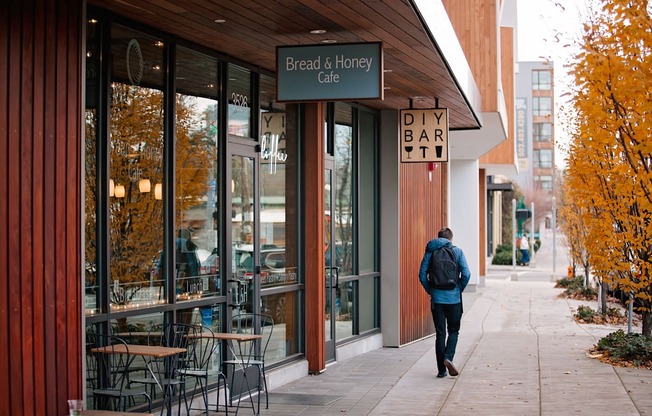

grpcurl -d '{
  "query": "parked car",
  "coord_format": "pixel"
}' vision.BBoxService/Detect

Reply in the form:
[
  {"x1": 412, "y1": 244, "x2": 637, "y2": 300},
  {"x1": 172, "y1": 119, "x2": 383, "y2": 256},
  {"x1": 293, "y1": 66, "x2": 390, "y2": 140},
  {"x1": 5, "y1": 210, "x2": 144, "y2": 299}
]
[{"x1": 200, "y1": 247, "x2": 219, "y2": 275}]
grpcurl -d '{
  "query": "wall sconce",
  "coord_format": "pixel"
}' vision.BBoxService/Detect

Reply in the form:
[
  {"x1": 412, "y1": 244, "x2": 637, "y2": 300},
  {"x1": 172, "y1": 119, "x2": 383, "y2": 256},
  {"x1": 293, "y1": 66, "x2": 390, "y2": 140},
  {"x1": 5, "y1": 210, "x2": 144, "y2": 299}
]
[
  {"x1": 428, "y1": 162, "x2": 435, "y2": 182},
  {"x1": 109, "y1": 179, "x2": 115, "y2": 197},
  {"x1": 154, "y1": 183, "x2": 163, "y2": 200},
  {"x1": 114, "y1": 184, "x2": 126, "y2": 198},
  {"x1": 139, "y1": 178, "x2": 151, "y2": 193}
]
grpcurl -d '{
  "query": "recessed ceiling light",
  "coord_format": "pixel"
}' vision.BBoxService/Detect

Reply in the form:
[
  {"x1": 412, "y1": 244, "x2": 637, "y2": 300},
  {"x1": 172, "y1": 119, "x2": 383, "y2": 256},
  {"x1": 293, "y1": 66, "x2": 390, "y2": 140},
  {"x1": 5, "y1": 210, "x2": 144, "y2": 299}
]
[
  {"x1": 310, "y1": 29, "x2": 326, "y2": 34},
  {"x1": 214, "y1": 19, "x2": 226, "y2": 23},
  {"x1": 383, "y1": 69, "x2": 393, "y2": 73},
  {"x1": 321, "y1": 39, "x2": 337, "y2": 44}
]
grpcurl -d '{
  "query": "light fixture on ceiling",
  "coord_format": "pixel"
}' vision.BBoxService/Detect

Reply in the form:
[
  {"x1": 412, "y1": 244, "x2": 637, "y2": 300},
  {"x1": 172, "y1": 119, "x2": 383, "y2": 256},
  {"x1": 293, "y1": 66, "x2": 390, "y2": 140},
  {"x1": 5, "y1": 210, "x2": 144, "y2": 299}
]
[
  {"x1": 214, "y1": 18, "x2": 226, "y2": 23},
  {"x1": 154, "y1": 183, "x2": 163, "y2": 200},
  {"x1": 321, "y1": 39, "x2": 337, "y2": 44},
  {"x1": 154, "y1": 41, "x2": 164, "y2": 47},
  {"x1": 139, "y1": 179, "x2": 151, "y2": 193},
  {"x1": 310, "y1": 29, "x2": 326, "y2": 34},
  {"x1": 114, "y1": 185, "x2": 125, "y2": 198}
]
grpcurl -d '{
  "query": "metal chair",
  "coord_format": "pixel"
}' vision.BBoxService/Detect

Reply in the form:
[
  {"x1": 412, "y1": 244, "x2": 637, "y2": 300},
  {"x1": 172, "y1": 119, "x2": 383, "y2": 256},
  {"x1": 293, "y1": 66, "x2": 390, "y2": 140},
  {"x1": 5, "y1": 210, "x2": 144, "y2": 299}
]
[
  {"x1": 223, "y1": 313, "x2": 274, "y2": 412},
  {"x1": 177, "y1": 325, "x2": 229, "y2": 415},
  {"x1": 87, "y1": 335, "x2": 152, "y2": 412},
  {"x1": 129, "y1": 323, "x2": 192, "y2": 414}
]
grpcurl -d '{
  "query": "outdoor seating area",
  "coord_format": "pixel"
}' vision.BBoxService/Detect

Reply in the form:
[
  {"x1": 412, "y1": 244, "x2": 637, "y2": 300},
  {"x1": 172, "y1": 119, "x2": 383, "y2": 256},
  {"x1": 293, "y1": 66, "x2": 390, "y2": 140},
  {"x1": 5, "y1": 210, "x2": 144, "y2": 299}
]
[{"x1": 84, "y1": 318, "x2": 273, "y2": 415}]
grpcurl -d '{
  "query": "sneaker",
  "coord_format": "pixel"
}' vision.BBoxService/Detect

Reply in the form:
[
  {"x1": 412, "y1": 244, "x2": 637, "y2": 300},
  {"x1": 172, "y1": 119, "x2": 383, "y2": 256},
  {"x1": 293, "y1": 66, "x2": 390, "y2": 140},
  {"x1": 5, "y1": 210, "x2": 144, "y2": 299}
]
[
  {"x1": 437, "y1": 371, "x2": 447, "y2": 378},
  {"x1": 444, "y1": 359, "x2": 459, "y2": 376}
]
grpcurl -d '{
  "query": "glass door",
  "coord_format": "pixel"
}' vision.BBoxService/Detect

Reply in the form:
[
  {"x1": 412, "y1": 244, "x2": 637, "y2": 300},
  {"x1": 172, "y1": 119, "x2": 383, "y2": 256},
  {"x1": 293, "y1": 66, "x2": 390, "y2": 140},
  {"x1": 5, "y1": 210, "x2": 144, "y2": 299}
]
[
  {"x1": 230, "y1": 149, "x2": 258, "y2": 316},
  {"x1": 324, "y1": 161, "x2": 337, "y2": 362},
  {"x1": 229, "y1": 145, "x2": 261, "y2": 398}
]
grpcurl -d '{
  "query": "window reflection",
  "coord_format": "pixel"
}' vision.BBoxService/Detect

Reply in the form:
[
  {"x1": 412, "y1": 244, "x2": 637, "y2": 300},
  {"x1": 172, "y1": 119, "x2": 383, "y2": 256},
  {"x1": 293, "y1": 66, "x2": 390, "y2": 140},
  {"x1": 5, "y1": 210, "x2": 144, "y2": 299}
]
[
  {"x1": 108, "y1": 26, "x2": 165, "y2": 312},
  {"x1": 85, "y1": 17, "x2": 100, "y2": 315},
  {"x1": 174, "y1": 47, "x2": 220, "y2": 301},
  {"x1": 335, "y1": 281, "x2": 354, "y2": 341},
  {"x1": 334, "y1": 103, "x2": 354, "y2": 276}
]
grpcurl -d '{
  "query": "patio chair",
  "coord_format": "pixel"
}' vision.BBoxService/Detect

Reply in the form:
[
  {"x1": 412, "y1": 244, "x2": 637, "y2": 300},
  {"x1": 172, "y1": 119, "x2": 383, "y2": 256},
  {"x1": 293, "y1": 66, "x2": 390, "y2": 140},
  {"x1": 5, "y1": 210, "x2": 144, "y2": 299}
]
[
  {"x1": 87, "y1": 335, "x2": 152, "y2": 412},
  {"x1": 223, "y1": 313, "x2": 274, "y2": 411},
  {"x1": 129, "y1": 323, "x2": 192, "y2": 414},
  {"x1": 177, "y1": 325, "x2": 229, "y2": 415}
]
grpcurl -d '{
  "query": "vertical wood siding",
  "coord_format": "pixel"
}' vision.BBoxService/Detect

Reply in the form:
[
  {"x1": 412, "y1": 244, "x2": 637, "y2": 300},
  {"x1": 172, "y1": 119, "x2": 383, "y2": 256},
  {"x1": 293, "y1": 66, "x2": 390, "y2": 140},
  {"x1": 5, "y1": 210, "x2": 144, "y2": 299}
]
[
  {"x1": 481, "y1": 26, "x2": 516, "y2": 166},
  {"x1": 399, "y1": 162, "x2": 446, "y2": 344},
  {"x1": 0, "y1": 1, "x2": 83, "y2": 415}
]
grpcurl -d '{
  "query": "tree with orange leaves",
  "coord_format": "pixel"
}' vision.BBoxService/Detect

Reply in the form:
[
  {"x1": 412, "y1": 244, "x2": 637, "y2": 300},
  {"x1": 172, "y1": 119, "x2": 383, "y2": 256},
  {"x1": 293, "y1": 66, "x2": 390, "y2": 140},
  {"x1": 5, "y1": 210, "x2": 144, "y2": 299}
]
[{"x1": 564, "y1": 0, "x2": 652, "y2": 336}]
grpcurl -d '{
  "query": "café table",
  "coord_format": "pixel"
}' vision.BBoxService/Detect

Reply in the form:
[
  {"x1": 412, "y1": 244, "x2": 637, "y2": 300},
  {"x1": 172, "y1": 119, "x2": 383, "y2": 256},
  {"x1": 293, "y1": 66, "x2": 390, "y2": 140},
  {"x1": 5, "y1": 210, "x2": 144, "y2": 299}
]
[
  {"x1": 188, "y1": 332, "x2": 263, "y2": 415},
  {"x1": 91, "y1": 344, "x2": 186, "y2": 416},
  {"x1": 81, "y1": 411, "x2": 154, "y2": 416}
]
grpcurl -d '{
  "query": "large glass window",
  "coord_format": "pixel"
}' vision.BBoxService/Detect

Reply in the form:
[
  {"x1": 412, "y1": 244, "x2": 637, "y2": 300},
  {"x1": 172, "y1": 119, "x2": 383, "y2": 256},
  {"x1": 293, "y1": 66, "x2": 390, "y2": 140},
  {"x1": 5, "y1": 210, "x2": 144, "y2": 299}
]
[
  {"x1": 532, "y1": 97, "x2": 552, "y2": 117},
  {"x1": 84, "y1": 17, "x2": 100, "y2": 314},
  {"x1": 327, "y1": 103, "x2": 380, "y2": 343},
  {"x1": 534, "y1": 149, "x2": 553, "y2": 169},
  {"x1": 533, "y1": 122, "x2": 552, "y2": 142},
  {"x1": 108, "y1": 25, "x2": 165, "y2": 312},
  {"x1": 532, "y1": 69, "x2": 552, "y2": 90},
  {"x1": 174, "y1": 47, "x2": 221, "y2": 301},
  {"x1": 334, "y1": 103, "x2": 354, "y2": 277},
  {"x1": 534, "y1": 175, "x2": 553, "y2": 191},
  {"x1": 259, "y1": 74, "x2": 300, "y2": 363}
]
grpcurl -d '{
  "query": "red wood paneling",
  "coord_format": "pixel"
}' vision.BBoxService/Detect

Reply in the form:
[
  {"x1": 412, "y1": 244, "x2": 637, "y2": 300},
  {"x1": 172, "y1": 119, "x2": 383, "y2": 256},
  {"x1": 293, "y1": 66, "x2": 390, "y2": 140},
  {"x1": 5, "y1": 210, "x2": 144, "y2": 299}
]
[
  {"x1": 0, "y1": 1, "x2": 83, "y2": 415},
  {"x1": 303, "y1": 103, "x2": 326, "y2": 373},
  {"x1": 399, "y1": 162, "x2": 446, "y2": 344}
]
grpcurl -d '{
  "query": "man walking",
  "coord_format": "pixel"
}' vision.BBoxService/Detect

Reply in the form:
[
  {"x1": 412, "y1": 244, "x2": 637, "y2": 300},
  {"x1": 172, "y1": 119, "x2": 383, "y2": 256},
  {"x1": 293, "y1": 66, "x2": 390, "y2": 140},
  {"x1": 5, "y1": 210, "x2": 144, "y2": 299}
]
[{"x1": 419, "y1": 227, "x2": 471, "y2": 378}]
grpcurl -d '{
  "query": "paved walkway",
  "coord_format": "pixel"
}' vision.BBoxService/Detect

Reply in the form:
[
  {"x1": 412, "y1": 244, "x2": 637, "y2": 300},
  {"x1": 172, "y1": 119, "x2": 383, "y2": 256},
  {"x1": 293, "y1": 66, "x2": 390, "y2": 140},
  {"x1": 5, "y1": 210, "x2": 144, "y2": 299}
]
[{"x1": 255, "y1": 229, "x2": 652, "y2": 416}]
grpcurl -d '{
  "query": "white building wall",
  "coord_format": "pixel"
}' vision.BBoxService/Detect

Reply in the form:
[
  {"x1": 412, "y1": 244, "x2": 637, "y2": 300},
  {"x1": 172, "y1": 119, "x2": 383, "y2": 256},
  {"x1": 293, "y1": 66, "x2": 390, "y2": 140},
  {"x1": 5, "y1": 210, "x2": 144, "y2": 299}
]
[{"x1": 450, "y1": 159, "x2": 480, "y2": 288}]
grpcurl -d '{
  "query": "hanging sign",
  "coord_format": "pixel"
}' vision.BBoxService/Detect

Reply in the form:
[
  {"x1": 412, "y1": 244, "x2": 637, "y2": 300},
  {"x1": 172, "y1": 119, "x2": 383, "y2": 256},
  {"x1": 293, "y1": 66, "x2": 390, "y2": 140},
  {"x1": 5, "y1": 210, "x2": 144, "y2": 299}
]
[
  {"x1": 276, "y1": 42, "x2": 383, "y2": 102},
  {"x1": 400, "y1": 108, "x2": 449, "y2": 163}
]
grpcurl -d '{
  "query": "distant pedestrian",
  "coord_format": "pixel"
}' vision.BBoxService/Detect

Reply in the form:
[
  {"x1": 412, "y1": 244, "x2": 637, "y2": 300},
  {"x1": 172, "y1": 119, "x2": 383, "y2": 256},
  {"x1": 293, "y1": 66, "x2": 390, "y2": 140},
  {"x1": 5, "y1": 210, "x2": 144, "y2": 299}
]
[
  {"x1": 419, "y1": 227, "x2": 471, "y2": 378},
  {"x1": 520, "y1": 233, "x2": 530, "y2": 266}
]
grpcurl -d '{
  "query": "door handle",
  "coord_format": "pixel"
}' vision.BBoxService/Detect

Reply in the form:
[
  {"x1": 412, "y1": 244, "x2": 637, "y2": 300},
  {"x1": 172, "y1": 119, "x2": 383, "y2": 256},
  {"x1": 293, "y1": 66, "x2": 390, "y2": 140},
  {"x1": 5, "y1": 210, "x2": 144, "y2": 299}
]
[{"x1": 325, "y1": 266, "x2": 340, "y2": 289}]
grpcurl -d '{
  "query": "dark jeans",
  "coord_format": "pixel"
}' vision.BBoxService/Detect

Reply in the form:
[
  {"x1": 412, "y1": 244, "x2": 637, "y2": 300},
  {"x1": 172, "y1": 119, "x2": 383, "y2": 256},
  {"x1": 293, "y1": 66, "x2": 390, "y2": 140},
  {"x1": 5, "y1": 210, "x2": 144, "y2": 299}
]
[{"x1": 431, "y1": 302, "x2": 463, "y2": 374}]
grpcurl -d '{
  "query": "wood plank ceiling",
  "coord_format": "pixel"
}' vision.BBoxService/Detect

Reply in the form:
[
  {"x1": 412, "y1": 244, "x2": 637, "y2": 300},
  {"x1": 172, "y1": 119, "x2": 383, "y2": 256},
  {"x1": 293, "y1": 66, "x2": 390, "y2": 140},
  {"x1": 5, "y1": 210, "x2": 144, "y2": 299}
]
[{"x1": 89, "y1": 0, "x2": 480, "y2": 129}]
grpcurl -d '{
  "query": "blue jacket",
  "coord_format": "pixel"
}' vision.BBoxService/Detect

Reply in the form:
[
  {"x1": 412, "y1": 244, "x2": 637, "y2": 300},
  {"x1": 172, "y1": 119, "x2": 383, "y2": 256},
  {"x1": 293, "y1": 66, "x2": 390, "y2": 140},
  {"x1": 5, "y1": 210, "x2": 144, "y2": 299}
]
[{"x1": 419, "y1": 238, "x2": 471, "y2": 304}]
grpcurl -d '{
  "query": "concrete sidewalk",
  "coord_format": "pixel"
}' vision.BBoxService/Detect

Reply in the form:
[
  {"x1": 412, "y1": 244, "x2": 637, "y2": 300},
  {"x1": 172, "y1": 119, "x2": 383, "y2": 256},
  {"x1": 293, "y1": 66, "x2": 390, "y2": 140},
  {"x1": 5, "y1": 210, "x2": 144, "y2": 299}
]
[{"x1": 254, "y1": 230, "x2": 651, "y2": 416}]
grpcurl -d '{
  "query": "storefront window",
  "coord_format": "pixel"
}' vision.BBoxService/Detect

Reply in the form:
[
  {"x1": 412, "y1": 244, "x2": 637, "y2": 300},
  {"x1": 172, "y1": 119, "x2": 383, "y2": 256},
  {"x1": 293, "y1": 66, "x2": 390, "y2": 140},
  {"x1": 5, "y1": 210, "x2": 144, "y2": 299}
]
[
  {"x1": 108, "y1": 25, "x2": 165, "y2": 311},
  {"x1": 174, "y1": 47, "x2": 220, "y2": 301},
  {"x1": 85, "y1": 17, "x2": 100, "y2": 315},
  {"x1": 259, "y1": 75, "x2": 300, "y2": 363},
  {"x1": 334, "y1": 103, "x2": 354, "y2": 277}
]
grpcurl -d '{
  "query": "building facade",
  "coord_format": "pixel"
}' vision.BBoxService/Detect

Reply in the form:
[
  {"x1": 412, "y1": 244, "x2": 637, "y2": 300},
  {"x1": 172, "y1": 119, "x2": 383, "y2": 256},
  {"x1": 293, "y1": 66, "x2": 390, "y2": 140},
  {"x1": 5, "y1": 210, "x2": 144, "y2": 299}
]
[
  {"x1": 0, "y1": 1, "x2": 516, "y2": 414},
  {"x1": 515, "y1": 61, "x2": 556, "y2": 194}
]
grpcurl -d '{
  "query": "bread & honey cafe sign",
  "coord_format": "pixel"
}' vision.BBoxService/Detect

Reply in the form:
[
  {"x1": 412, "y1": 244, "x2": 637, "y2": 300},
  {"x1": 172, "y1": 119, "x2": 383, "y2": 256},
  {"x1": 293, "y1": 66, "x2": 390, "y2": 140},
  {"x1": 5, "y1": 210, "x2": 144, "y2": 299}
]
[
  {"x1": 400, "y1": 108, "x2": 449, "y2": 163},
  {"x1": 276, "y1": 42, "x2": 383, "y2": 102}
]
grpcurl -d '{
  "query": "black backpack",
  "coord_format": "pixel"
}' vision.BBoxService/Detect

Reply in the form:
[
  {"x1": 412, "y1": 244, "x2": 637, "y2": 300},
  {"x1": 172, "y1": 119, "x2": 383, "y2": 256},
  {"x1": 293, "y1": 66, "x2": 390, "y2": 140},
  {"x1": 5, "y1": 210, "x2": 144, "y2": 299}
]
[{"x1": 427, "y1": 246, "x2": 460, "y2": 290}]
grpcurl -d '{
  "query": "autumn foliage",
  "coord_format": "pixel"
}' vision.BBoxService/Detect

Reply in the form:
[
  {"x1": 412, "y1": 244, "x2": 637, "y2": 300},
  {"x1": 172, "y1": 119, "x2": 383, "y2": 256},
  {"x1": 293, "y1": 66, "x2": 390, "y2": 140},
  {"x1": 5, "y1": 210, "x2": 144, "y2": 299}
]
[{"x1": 561, "y1": 0, "x2": 652, "y2": 336}]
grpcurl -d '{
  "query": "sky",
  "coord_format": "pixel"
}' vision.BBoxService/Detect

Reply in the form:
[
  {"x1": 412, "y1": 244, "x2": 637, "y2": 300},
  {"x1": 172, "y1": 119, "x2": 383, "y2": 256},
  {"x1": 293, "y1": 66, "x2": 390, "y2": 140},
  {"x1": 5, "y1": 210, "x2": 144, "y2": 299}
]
[{"x1": 516, "y1": 0, "x2": 588, "y2": 168}]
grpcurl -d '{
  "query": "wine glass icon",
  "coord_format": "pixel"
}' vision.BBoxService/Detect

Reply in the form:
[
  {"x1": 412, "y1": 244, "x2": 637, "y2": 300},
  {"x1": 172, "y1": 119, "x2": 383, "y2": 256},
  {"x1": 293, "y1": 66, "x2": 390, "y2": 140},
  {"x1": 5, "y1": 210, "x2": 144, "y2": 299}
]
[{"x1": 405, "y1": 145, "x2": 413, "y2": 159}]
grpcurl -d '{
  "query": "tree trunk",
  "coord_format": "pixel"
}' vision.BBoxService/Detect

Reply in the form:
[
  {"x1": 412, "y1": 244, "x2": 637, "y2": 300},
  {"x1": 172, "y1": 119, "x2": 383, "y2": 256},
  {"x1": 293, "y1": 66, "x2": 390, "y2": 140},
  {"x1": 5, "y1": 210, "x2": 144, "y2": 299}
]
[
  {"x1": 584, "y1": 268, "x2": 590, "y2": 287},
  {"x1": 600, "y1": 283, "x2": 608, "y2": 314},
  {"x1": 642, "y1": 311, "x2": 651, "y2": 337}
]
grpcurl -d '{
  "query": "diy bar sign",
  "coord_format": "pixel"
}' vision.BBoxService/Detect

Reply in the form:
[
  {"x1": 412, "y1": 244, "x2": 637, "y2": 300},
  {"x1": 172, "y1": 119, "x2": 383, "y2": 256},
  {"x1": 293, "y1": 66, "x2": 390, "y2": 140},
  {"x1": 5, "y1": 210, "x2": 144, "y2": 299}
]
[{"x1": 400, "y1": 108, "x2": 449, "y2": 163}]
